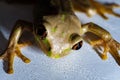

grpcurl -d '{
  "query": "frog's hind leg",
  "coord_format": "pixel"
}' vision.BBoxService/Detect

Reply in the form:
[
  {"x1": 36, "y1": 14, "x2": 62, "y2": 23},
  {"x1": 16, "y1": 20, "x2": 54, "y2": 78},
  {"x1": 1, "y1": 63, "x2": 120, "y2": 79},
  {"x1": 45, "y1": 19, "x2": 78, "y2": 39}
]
[
  {"x1": 81, "y1": 22, "x2": 120, "y2": 65},
  {"x1": 0, "y1": 20, "x2": 33, "y2": 74},
  {"x1": 71, "y1": 0, "x2": 120, "y2": 19}
]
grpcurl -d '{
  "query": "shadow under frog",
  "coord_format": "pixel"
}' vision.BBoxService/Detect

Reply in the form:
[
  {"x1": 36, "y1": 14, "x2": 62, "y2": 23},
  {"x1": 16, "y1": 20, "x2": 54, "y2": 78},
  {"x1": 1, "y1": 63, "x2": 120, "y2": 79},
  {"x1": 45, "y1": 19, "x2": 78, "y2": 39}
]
[{"x1": 0, "y1": 28, "x2": 10, "y2": 73}]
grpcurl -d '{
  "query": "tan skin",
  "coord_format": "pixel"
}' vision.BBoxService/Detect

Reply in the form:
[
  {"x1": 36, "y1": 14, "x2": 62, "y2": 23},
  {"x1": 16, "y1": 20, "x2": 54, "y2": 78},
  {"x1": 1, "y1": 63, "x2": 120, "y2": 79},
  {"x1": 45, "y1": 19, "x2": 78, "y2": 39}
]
[{"x1": 0, "y1": 0, "x2": 120, "y2": 74}]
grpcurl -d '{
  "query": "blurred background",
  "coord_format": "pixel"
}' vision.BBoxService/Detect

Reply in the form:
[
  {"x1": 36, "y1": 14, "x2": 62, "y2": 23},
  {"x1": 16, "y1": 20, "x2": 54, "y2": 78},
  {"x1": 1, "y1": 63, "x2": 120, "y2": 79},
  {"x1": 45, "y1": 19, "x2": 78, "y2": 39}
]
[{"x1": 0, "y1": 0, "x2": 120, "y2": 80}]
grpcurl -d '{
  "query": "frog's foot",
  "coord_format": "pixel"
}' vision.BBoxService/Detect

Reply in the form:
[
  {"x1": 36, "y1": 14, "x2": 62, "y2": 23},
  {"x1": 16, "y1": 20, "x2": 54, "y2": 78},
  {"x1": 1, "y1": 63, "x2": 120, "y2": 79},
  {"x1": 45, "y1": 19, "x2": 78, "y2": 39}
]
[
  {"x1": 94, "y1": 1, "x2": 120, "y2": 19},
  {"x1": 0, "y1": 20, "x2": 33, "y2": 74},
  {"x1": 90, "y1": 39, "x2": 109, "y2": 60},
  {"x1": 72, "y1": 0, "x2": 120, "y2": 19},
  {"x1": 90, "y1": 39, "x2": 120, "y2": 65},
  {"x1": 0, "y1": 43, "x2": 31, "y2": 74},
  {"x1": 82, "y1": 22, "x2": 120, "y2": 65}
]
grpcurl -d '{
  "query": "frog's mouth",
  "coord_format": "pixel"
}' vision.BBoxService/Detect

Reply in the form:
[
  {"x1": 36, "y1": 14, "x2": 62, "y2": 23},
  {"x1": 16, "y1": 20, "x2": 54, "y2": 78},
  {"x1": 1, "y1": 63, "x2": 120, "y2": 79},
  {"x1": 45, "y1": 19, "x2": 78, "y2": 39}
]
[
  {"x1": 34, "y1": 36, "x2": 71, "y2": 59},
  {"x1": 46, "y1": 48, "x2": 71, "y2": 59}
]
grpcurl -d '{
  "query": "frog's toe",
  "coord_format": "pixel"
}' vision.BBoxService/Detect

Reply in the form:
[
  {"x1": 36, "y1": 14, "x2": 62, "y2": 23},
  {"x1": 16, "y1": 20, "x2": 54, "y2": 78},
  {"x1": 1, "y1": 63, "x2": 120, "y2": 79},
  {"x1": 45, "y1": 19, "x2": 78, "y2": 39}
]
[
  {"x1": 7, "y1": 68, "x2": 14, "y2": 74},
  {"x1": 111, "y1": 11, "x2": 120, "y2": 18},
  {"x1": 104, "y1": 3, "x2": 120, "y2": 8},
  {"x1": 98, "y1": 12, "x2": 108, "y2": 19},
  {"x1": 90, "y1": 1, "x2": 120, "y2": 19},
  {"x1": 0, "y1": 44, "x2": 31, "y2": 74},
  {"x1": 90, "y1": 39, "x2": 109, "y2": 60},
  {"x1": 92, "y1": 38, "x2": 120, "y2": 65},
  {"x1": 7, "y1": 61, "x2": 14, "y2": 74},
  {"x1": 16, "y1": 43, "x2": 31, "y2": 63},
  {"x1": 1, "y1": 50, "x2": 15, "y2": 74},
  {"x1": 15, "y1": 47, "x2": 31, "y2": 63},
  {"x1": 102, "y1": 3, "x2": 120, "y2": 18}
]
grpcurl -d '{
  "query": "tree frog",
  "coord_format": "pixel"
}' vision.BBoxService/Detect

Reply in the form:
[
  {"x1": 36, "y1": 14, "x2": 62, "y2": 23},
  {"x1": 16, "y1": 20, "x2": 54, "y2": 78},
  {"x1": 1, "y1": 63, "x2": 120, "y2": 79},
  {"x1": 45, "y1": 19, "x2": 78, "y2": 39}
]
[{"x1": 0, "y1": 0, "x2": 120, "y2": 74}]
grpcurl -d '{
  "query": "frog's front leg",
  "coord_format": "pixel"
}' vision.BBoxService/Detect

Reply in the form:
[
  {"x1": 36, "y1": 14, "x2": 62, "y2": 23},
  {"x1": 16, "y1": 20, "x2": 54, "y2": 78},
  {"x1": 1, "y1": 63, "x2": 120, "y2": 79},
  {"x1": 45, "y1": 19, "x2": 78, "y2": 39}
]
[
  {"x1": 0, "y1": 20, "x2": 33, "y2": 74},
  {"x1": 71, "y1": 0, "x2": 120, "y2": 19},
  {"x1": 81, "y1": 22, "x2": 120, "y2": 65}
]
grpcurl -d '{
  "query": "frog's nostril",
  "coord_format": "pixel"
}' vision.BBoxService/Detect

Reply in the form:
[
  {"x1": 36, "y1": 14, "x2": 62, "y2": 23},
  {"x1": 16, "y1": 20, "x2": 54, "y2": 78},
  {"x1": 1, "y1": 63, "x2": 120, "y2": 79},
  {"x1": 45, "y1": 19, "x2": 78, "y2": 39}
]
[{"x1": 72, "y1": 41, "x2": 83, "y2": 50}]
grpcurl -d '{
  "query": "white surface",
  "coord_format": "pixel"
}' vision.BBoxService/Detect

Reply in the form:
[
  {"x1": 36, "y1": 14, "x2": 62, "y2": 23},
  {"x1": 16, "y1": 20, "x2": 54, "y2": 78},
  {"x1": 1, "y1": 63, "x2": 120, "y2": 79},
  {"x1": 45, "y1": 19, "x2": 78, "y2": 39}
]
[{"x1": 0, "y1": 1, "x2": 120, "y2": 80}]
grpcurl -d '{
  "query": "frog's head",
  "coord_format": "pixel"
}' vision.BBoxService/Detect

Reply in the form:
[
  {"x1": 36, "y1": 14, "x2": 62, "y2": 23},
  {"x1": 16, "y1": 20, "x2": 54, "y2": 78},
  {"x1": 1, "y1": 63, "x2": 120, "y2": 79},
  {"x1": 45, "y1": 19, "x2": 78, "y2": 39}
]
[{"x1": 35, "y1": 14, "x2": 83, "y2": 59}]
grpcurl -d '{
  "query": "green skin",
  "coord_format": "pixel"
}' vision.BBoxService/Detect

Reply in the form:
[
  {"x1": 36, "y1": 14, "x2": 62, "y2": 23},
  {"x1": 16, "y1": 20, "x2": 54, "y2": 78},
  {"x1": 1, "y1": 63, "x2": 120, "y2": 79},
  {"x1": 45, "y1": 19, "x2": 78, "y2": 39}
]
[
  {"x1": 0, "y1": 0, "x2": 120, "y2": 74},
  {"x1": 39, "y1": 14, "x2": 83, "y2": 58}
]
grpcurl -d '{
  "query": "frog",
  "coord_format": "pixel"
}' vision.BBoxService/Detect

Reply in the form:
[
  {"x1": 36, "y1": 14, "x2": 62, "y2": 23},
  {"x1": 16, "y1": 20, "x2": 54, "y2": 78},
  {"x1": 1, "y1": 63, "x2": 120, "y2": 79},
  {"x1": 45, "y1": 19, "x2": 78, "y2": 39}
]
[{"x1": 0, "y1": 0, "x2": 120, "y2": 74}]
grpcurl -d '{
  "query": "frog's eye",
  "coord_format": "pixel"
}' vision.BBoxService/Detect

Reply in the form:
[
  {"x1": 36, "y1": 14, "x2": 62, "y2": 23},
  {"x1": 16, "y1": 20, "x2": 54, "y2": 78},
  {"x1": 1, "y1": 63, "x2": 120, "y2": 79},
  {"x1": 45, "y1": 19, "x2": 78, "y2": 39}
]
[
  {"x1": 36, "y1": 24, "x2": 47, "y2": 39},
  {"x1": 72, "y1": 41, "x2": 83, "y2": 50}
]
